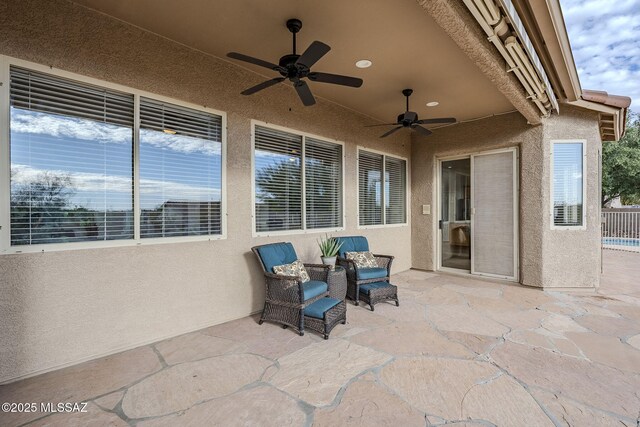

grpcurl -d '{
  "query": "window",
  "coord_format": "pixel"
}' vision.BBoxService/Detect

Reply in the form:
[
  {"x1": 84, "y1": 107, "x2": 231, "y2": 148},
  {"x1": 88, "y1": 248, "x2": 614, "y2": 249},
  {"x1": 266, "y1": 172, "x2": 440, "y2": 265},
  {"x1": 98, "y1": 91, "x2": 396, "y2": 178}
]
[
  {"x1": 139, "y1": 98, "x2": 223, "y2": 238},
  {"x1": 358, "y1": 149, "x2": 407, "y2": 226},
  {"x1": 2, "y1": 61, "x2": 226, "y2": 252},
  {"x1": 552, "y1": 141, "x2": 585, "y2": 227},
  {"x1": 9, "y1": 66, "x2": 135, "y2": 245},
  {"x1": 254, "y1": 124, "x2": 343, "y2": 234}
]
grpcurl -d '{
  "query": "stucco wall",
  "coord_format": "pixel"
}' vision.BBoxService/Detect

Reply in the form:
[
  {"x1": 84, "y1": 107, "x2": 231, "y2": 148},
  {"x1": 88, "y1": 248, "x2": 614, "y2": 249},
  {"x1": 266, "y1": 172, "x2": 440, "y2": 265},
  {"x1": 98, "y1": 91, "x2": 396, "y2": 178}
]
[
  {"x1": 540, "y1": 105, "x2": 602, "y2": 288},
  {"x1": 0, "y1": 0, "x2": 412, "y2": 382},
  {"x1": 411, "y1": 106, "x2": 601, "y2": 289},
  {"x1": 410, "y1": 112, "x2": 545, "y2": 286}
]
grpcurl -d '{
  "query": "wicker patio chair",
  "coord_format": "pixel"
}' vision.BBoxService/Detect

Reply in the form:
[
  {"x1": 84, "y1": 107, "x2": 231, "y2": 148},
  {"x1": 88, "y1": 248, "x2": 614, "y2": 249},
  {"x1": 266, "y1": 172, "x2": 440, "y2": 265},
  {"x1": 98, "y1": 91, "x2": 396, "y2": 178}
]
[
  {"x1": 335, "y1": 236, "x2": 399, "y2": 310},
  {"x1": 252, "y1": 242, "x2": 330, "y2": 335}
]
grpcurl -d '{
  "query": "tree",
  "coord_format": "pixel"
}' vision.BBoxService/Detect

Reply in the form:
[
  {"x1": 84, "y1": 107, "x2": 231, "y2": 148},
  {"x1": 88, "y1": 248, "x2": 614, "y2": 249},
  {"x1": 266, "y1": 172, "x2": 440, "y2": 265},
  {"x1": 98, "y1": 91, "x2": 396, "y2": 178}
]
[
  {"x1": 602, "y1": 111, "x2": 640, "y2": 207},
  {"x1": 10, "y1": 171, "x2": 76, "y2": 244}
]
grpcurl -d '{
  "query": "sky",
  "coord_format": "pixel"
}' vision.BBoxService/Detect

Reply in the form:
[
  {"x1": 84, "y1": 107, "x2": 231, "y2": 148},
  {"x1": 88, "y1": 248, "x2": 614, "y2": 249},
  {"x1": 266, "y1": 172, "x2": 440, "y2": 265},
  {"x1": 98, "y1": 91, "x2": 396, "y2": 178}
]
[{"x1": 560, "y1": 0, "x2": 640, "y2": 110}]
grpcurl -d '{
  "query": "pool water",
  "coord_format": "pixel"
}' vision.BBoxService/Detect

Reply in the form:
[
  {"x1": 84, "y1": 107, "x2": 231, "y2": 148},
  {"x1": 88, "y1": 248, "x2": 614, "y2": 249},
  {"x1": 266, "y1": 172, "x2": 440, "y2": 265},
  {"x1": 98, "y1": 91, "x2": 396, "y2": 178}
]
[{"x1": 602, "y1": 237, "x2": 640, "y2": 247}]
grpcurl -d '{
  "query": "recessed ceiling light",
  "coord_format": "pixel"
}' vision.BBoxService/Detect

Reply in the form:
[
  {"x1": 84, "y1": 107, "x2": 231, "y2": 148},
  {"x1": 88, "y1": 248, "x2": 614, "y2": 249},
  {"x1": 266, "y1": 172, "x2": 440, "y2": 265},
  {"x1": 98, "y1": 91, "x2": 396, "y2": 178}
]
[
  {"x1": 355, "y1": 59, "x2": 372, "y2": 68},
  {"x1": 163, "y1": 129, "x2": 177, "y2": 134},
  {"x1": 426, "y1": 101, "x2": 439, "y2": 107}
]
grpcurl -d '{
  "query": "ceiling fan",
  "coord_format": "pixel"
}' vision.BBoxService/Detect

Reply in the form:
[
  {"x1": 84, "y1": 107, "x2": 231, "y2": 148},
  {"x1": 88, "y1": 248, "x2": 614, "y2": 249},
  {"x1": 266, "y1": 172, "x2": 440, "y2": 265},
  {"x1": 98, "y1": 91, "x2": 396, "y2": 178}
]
[
  {"x1": 367, "y1": 89, "x2": 456, "y2": 138},
  {"x1": 227, "y1": 19, "x2": 363, "y2": 106}
]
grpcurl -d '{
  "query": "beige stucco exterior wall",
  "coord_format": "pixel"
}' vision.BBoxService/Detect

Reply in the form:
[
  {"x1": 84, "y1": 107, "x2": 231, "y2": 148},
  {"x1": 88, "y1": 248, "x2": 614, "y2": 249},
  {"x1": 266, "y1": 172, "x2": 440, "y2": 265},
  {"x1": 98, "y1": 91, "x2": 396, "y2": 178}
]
[
  {"x1": 411, "y1": 112, "x2": 545, "y2": 286},
  {"x1": 540, "y1": 105, "x2": 602, "y2": 289},
  {"x1": 0, "y1": 0, "x2": 412, "y2": 382},
  {"x1": 411, "y1": 105, "x2": 601, "y2": 289}
]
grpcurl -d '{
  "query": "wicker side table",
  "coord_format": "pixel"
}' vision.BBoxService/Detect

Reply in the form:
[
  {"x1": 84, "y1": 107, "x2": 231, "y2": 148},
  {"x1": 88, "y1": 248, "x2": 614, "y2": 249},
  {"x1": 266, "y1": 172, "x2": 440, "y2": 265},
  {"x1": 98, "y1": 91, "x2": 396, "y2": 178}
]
[{"x1": 327, "y1": 266, "x2": 347, "y2": 300}]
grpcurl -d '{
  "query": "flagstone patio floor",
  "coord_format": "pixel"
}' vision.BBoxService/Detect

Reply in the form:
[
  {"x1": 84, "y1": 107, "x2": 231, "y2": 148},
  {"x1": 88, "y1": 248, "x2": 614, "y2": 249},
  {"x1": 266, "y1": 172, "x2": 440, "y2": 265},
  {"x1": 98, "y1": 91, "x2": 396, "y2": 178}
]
[{"x1": 2, "y1": 250, "x2": 640, "y2": 426}]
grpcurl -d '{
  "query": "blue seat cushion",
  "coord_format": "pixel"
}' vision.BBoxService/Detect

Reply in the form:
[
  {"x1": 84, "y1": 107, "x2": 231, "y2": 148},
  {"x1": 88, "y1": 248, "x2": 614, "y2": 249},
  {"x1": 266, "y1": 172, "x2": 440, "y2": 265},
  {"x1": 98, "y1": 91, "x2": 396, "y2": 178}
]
[
  {"x1": 256, "y1": 243, "x2": 298, "y2": 273},
  {"x1": 303, "y1": 280, "x2": 328, "y2": 301},
  {"x1": 360, "y1": 281, "x2": 392, "y2": 295},
  {"x1": 357, "y1": 267, "x2": 388, "y2": 280},
  {"x1": 335, "y1": 236, "x2": 369, "y2": 259},
  {"x1": 304, "y1": 297, "x2": 341, "y2": 319}
]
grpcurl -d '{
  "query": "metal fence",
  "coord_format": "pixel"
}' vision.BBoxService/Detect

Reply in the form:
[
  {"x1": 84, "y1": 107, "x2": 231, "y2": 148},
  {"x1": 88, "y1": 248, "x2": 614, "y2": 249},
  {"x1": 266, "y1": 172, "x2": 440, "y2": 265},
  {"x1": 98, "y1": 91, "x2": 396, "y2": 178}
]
[{"x1": 602, "y1": 209, "x2": 640, "y2": 252}]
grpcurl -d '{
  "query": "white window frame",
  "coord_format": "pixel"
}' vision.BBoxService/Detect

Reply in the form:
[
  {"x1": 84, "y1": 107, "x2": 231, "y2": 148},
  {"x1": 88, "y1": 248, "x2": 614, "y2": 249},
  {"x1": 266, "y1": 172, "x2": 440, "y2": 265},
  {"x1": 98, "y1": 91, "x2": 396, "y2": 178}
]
[
  {"x1": 251, "y1": 119, "x2": 346, "y2": 237},
  {"x1": 0, "y1": 55, "x2": 228, "y2": 254},
  {"x1": 356, "y1": 146, "x2": 409, "y2": 229},
  {"x1": 550, "y1": 139, "x2": 587, "y2": 230}
]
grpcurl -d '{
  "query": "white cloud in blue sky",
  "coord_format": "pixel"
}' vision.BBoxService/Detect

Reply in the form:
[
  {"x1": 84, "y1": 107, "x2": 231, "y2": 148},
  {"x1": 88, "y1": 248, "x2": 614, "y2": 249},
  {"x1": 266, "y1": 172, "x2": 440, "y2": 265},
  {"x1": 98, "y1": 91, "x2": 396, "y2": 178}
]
[{"x1": 560, "y1": 0, "x2": 640, "y2": 109}]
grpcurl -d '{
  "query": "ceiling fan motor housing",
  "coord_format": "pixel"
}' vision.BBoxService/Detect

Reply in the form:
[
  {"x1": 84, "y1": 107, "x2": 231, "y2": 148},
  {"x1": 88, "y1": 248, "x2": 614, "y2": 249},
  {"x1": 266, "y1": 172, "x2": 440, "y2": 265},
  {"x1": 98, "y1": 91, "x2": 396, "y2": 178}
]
[{"x1": 399, "y1": 111, "x2": 418, "y2": 126}]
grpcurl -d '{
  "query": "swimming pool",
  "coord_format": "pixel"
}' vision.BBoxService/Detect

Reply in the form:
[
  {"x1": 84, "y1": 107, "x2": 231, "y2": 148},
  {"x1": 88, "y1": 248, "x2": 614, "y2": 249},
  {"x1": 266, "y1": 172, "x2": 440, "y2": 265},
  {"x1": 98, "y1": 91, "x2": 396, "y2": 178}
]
[{"x1": 602, "y1": 237, "x2": 640, "y2": 247}]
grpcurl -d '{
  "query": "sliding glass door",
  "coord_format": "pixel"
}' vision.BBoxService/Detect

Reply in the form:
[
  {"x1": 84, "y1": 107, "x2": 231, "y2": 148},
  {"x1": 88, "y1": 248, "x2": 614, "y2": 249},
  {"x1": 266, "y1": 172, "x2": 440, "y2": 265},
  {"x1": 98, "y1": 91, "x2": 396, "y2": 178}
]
[{"x1": 438, "y1": 148, "x2": 518, "y2": 280}]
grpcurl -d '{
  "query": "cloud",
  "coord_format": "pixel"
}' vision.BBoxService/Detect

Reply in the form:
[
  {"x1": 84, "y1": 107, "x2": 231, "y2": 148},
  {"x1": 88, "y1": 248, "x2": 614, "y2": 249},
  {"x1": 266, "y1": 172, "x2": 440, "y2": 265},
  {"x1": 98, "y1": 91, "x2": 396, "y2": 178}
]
[
  {"x1": 11, "y1": 164, "x2": 221, "y2": 208},
  {"x1": 560, "y1": 0, "x2": 640, "y2": 110},
  {"x1": 11, "y1": 109, "x2": 221, "y2": 155}
]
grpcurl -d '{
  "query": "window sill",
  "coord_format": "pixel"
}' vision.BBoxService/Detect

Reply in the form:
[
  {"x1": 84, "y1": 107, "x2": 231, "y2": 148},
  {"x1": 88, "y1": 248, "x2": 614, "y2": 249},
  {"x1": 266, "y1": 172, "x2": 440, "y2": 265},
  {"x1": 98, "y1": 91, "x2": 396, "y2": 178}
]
[
  {"x1": 1, "y1": 234, "x2": 227, "y2": 255},
  {"x1": 357, "y1": 223, "x2": 409, "y2": 230},
  {"x1": 253, "y1": 226, "x2": 345, "y2": 238}
]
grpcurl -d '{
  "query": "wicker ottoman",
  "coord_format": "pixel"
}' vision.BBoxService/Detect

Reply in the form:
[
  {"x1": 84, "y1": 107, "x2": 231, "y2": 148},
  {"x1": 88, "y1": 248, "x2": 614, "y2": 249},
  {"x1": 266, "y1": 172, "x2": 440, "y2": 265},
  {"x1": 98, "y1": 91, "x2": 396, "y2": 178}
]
[
  {"x1": 359, "y1": 281, "x2": 399, "y2": 311},
  {"x1": 304, "y1": 298, "x2": 347, "y2": 339}
]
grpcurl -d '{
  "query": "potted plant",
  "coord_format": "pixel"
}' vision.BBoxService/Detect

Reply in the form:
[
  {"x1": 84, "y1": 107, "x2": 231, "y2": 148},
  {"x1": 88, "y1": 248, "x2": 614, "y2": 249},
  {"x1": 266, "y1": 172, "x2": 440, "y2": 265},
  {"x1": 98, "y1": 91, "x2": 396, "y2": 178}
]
[{"x1": 317, "y1": 234, "x2": 342, "y2": 270}]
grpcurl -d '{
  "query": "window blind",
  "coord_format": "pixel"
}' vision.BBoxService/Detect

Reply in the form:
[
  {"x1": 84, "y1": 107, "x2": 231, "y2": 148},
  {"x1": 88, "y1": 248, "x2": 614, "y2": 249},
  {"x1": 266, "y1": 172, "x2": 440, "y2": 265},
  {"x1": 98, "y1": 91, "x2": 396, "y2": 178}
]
[
  {"x1": 9, "y1": 66, "x2": 135, "y2": 246},
  {"x1": 385, "y1": 156, "x2": 407, "y2": 224},
  {"x1": 358, "y1": 151, "x2": 383, "y2": 226},
  {"x1": 254, "y1": 126, "x2": 303, "y2": 232},
  {"x1": 553, "y1": 143, "x2": 583, "y2": 226},
  {"x1": 10, "y1": 66, "x2": 133, "y2": 127},
  {"x1": 305, "y1": 138, "x2": 343, "y2": 229},
  {"x1": 139, "y1": 98, "x2": 223, "y2": 238}
]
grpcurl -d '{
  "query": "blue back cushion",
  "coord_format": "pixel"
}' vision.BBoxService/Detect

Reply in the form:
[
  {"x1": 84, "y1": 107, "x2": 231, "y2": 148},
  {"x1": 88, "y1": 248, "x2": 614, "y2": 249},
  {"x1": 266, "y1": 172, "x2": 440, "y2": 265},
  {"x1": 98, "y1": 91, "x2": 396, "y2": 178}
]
[
  {"x1": 335, "y1": 236, "x2": 370, "y2": 258},
  {"x1": 256, "y1": 243, "x2": 298, "y2": 273}
]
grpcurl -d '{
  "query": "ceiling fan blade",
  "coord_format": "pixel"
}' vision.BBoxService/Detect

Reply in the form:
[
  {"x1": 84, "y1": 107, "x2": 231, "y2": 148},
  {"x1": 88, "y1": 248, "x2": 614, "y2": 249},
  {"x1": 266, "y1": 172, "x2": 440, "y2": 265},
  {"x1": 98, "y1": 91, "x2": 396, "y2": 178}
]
[
  {"x1": 365, "y1": 123, "x2": 400, "y2": 127},
  {"x1": 294, "y1": 80, "x2": 316, "y2": 106},
  {"x1": 295, "y1": 41, "x2": 331, "y2": 68},
  {"x1": 380, "y1": 126, "x2": 403, "y2": 138},
  {"x1": 415, "y1": 117, "x2": 457, "y2": 125},
  {"x1": 411, "y1": 124, "x2": 433, "y2": 137},
  {"x1": 227, "y1": 52, "x2": 284, "y2": 72},
  {"x1": 308, "y1": 72, "x2": 363, "y2": 88},
  {"x1": 241, "y1": 77, "x2": 286, "y2": 95}
]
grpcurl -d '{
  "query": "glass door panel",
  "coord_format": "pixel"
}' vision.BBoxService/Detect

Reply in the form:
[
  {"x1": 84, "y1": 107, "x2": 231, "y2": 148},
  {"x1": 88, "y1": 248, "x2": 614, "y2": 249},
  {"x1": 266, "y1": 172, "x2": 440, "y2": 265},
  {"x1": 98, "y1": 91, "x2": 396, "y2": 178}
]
[{"x1": 440, "y1": 158, "x2": 471, "y2": 270}]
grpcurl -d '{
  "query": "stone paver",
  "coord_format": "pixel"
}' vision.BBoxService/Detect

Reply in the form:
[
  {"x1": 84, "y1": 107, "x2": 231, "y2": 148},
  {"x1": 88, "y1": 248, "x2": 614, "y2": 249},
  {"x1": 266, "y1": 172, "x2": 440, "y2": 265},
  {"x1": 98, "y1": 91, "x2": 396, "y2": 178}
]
[
  {"x1": 122, "y1": 354, "x2": 272, "y2": 418},
  {"x1": 313, "y1": 379, "x2": 425, "y2": 426},
  {"x1": 27, "y1": 402, "x2": 128, "y2": 427},
  {"x1": 138, "y1": 386, "x2": 306, "y2": 427},
  {"x1": 1, "y1": 250, "x2": 638, "y2": 427},
  {"x1": 532, "y1": 389, "x2": 634, "y2": 427},
  {"x1": 154, "y1": 331, "x2": 246, "y2": 365},
  {"x1": 268, "y1": 340, "x2": 391, "y2": 406},
  {"x1": 349, "y1": 321, "x2": 473, "y2": 358},
  {"x1": 491, "y1": 341, "x2": 640, "y2": 419},
  {"x1": 628, "y1": 334, "x2": 640, "y2": 350},
  {"x1": 566, "y1": 332, "x2": 640, "y2": 373},
  {"x1": 0, "y1": 346, "x2": 162, "y2": 426},
  {"x1": 93, "y1": 390, "x2": 125, "y2": 411},
  {"x1": 427, "y1": 304, "x2": 510, "y2": 337},
  {"x1": 380, "y1": 357, "x2": 498, "y2": 419}
]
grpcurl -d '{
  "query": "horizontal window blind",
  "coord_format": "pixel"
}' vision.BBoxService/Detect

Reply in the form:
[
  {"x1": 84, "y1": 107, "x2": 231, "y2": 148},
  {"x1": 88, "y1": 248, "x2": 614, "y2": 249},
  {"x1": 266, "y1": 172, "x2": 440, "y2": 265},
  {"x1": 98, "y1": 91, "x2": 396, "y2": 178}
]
[
  {"x1": 305, "y1": 138, "x2": 343, "y2": 229},
  {"x1": 553, "y1": 143, "x2": 584, "y2": 226},
  {"x1": 385, "y1": 156, "x2": 407, "y2": 224},
  {"x1": 10, "y1": 66, "x2": 133, "y2": 127},
  {"x1": 9, "y1": 67, "x2": 135, "y2": 246},
  {"x1": 139, "y1": 98, "x2": 223, "y2": 238},
  {"x1": 358, "y1": 151, "x2": 383, "y2": 226},
  {"x1": 254, "y1": 126, "x2": 302, "y2": 232}
]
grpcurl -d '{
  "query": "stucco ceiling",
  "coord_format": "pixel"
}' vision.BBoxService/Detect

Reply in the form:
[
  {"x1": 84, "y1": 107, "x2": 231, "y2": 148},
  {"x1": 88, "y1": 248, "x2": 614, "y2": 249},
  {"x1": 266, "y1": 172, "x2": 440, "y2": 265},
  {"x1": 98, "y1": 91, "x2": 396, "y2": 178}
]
[{"x1": 72, "y1": 0, "x2": 515, "y2": 123}]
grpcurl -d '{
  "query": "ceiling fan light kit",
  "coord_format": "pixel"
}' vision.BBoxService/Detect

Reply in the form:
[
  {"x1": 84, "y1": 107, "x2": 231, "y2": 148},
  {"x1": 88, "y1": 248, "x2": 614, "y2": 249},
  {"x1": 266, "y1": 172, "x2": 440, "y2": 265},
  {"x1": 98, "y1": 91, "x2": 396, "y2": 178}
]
[{"x1": 227, "y1": 18, "x2": 363, "y2": 107}]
